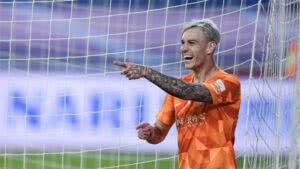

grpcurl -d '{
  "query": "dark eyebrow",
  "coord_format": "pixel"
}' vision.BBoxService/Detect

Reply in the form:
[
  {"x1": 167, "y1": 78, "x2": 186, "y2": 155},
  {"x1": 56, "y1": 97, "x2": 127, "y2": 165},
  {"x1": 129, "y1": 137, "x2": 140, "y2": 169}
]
[
  {"x1": 187, "y1": 39, "x2": 198, "y2": 43},
  {"x1": 181, "y1": 39, "x2": 198, "y2": 44}
]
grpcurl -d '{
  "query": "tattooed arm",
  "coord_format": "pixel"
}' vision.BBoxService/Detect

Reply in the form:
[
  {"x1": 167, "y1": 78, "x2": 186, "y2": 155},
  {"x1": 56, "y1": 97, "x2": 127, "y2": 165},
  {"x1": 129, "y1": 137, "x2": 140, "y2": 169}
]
[{"x1": 113, "y1": 61, "x2": 212, "y2": 102}]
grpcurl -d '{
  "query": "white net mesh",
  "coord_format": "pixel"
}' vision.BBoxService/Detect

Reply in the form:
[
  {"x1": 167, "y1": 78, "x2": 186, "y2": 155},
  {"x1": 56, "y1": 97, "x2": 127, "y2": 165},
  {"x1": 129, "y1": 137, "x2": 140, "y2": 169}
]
[
  {"x1": 0, "y1": 0, "x2": 299, "y2": 169},
  {"x1": 241, "y1": 0, "x2": 300, "y2": 169}
]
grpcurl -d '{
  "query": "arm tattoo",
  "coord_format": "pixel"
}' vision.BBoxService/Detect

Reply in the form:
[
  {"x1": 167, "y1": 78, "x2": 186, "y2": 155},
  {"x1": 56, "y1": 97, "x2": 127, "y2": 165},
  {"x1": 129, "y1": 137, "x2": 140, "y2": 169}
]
[
  {"x1": 125, "y1": 63, "x2": 147, "y2": 79},
  {"x1": 144, "y1": 67, "x2": 212, "y2": 102},
  {"x1": 131, "y1": 65, "x2": 144, "y2": 75}
]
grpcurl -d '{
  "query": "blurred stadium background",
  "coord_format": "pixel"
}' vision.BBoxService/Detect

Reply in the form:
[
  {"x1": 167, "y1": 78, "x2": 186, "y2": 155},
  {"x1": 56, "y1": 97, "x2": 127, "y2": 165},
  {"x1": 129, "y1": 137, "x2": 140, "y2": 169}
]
[{"x1": 0, "y1": 0, "x2": 299, "y2": 169}]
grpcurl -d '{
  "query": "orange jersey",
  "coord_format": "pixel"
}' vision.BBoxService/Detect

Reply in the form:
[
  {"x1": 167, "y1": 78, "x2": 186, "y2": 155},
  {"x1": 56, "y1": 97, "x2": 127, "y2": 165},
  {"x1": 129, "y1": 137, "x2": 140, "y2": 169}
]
[{"x1": 156, "y1": 69, "x2": 241, "y2": 169}]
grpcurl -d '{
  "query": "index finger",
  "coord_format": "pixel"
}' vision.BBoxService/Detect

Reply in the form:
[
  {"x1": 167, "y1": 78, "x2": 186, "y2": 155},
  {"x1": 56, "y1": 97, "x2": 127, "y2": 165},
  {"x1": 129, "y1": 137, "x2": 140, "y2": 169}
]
[{"x1": 113, "y1": 61, "x2": 127, "y2": 68}]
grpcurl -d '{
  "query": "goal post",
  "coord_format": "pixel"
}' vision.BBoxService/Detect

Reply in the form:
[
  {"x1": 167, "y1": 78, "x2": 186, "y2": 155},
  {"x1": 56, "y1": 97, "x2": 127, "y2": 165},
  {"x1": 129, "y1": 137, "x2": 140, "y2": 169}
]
[{"x1": 0, "y1": 0, "x2": 299, "y2": 169}]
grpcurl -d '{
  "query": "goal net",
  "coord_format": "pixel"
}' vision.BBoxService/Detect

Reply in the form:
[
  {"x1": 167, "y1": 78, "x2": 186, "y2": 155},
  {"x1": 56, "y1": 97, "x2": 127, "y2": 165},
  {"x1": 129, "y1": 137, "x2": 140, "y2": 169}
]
[{"x1": 0, "y1": 0, "x2": 299, "y2": 169}]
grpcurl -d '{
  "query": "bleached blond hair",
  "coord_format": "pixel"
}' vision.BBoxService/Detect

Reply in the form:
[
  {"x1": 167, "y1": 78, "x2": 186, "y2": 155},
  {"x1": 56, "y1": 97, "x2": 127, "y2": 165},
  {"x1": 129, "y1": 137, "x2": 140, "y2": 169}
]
[{"x1": 183, "y1": 19, "x2": 221, "y2": 44}]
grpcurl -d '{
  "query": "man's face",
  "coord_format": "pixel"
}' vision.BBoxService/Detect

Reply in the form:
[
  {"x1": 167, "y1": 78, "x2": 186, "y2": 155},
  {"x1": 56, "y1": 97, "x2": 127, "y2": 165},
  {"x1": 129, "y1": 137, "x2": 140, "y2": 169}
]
[{"x1": 181, "y1": 28, "x2": 209, "y2": 71}]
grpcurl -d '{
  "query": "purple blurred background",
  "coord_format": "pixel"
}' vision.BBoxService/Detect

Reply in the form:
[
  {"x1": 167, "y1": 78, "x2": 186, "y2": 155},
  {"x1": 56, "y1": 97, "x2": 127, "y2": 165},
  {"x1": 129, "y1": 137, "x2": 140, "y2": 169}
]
[{"x1": 0, "y1": 0, "x2": 270, "y2": 77}]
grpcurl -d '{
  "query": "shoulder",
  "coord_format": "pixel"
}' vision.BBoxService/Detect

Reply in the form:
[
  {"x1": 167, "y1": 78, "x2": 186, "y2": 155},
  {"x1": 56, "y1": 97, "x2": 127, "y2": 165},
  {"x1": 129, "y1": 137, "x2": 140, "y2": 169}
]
[
  {"x1": 206, "y1": 70, "x2": 240, "y2": 95},
  {"x1": 204, "y1": 70, "x2": 241, "y2": 104},
  {"x1": 215, "y1": 70, "x2": 240, "y2": 86}
]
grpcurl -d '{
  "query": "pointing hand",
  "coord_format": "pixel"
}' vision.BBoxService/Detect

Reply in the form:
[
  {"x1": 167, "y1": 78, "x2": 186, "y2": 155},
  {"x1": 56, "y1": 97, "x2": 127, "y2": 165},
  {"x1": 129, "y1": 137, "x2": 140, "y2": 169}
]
[{"x1": 114, "y1": 61, "x2": 148, "y2": 80}]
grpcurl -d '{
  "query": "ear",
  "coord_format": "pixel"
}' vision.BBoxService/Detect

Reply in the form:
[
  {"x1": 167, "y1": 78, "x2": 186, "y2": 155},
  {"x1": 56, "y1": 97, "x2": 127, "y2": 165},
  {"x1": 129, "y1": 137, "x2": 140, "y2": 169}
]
[{"x1": 206, "y1": 41, "x2": 216, "y2": 55}]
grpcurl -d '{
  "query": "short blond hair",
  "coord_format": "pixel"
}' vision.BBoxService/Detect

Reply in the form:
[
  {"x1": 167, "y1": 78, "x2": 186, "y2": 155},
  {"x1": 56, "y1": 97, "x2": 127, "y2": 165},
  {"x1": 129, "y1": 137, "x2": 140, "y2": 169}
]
[{"x1": 183, "y1": 19, "x2": 221, "y2": 44}]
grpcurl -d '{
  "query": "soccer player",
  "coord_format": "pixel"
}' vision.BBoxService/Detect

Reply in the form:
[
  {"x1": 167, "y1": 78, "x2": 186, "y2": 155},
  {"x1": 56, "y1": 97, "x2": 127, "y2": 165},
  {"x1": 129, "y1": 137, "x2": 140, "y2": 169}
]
[{"x1": 114, "y1": 19, "x2": 241, "y2": 169}]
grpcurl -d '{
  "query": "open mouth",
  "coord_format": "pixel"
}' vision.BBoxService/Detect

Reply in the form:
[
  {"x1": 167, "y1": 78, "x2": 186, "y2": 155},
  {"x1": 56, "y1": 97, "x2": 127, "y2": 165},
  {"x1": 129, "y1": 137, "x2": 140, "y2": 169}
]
[{"x1": 184, "y1": 55, "x2": 193, "y2": 61}]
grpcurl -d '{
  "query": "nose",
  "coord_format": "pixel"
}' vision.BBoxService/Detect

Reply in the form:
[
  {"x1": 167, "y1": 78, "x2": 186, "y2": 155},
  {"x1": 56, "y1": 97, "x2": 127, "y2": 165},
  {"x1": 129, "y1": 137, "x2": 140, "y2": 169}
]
[{"x1": 181, "y1": 43, "x2": 188, "y2": 54}]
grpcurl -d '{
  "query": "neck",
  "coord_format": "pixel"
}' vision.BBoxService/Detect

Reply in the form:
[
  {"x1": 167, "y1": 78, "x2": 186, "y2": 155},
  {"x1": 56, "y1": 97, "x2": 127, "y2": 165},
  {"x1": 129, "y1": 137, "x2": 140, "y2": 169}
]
[{"x1": 192, "y1": 64, "x2": 218, "y2": 83}]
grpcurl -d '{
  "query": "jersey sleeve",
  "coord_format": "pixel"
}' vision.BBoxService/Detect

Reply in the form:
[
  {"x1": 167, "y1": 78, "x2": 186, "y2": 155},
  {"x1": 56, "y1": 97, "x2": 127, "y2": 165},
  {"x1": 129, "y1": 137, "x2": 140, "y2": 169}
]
[
  {"x1": 156, "y1": 93, "x2": 175, "y2": 126},
  {"x1": 203, "y1": 75, "x2": 241, "y2": 105}
]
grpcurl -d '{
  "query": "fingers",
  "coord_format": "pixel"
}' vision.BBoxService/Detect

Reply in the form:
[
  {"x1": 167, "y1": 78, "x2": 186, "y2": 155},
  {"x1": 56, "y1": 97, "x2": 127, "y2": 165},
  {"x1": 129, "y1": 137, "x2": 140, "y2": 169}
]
[
  {"x1": 127, "y1": 74, "x2": 142, "y2": 80},
  {"x1": 122, "y1": 71, "x2": 143, "y2": 80},
  {"x1": 136, "y1": 122, "x2": 154, "y2": 140},
  {"x1": 121, "y1": 69, "x2": 129, "y2": 75},
  {"x1": 138, "y1": 128, "x2": 152, "y2": 140},
  {"x1": 113, "y1": 61, "x2": 127, "y2": 68},
  {"x1": 136, "y1": 122, "x2": 150, "y2": 129},
  {"x1": 114, "y1": 61, "x2": 143, "y2": 80},
  {"x1": 138, "y1": 127, "x2": 153, "y2": 140},
  {"x1": 121, "y1": 69, "x2": 134, "y2": 80}
]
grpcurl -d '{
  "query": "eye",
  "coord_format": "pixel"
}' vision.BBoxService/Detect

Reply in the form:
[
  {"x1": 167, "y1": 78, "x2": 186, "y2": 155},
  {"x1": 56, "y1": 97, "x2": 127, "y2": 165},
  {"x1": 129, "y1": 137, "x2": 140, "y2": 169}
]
[{"x1": 188, "y1": 40, "x2": 196, "y2": 45}]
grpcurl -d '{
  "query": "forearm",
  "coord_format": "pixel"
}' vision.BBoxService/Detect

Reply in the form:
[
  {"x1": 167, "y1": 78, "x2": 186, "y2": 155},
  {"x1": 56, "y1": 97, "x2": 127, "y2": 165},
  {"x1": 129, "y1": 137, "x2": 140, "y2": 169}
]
[
  {"x1": 144, "y1": 67, "x2": 212, "y2": 102},
  {"x1": 114, "y1": 61, "x2": 212, "y2": 102}
]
